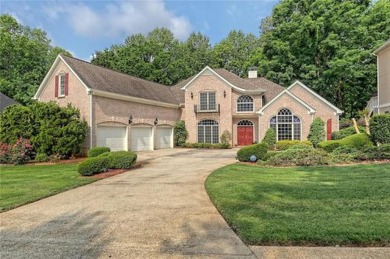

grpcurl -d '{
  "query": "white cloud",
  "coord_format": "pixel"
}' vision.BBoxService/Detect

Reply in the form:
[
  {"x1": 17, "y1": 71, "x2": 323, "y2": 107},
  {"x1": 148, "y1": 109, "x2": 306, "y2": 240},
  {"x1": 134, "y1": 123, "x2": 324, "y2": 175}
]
[{"x1": 44, "y1": 0, "x2": 192, "y2": 40}]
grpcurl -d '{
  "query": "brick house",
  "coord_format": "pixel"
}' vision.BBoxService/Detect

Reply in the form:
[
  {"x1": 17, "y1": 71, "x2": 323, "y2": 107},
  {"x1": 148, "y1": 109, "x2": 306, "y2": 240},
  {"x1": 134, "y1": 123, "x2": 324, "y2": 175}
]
[{"x1": 34, "y1": 55, "x2": 342, "y2": 152}]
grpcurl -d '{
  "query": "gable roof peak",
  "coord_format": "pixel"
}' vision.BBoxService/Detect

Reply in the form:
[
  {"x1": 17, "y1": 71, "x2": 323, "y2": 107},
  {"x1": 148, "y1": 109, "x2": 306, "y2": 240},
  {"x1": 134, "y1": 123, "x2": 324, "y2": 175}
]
[{"x1": 287, "y1": 80, "x2": 343, "y2": 114}]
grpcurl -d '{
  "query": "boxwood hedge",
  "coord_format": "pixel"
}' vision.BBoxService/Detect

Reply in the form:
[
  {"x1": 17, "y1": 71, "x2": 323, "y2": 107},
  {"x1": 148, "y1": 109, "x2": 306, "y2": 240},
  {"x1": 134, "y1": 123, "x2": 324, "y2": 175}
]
[
  {"x1": 237, "y1": 143, "x2": 268, "y2": 162},
  {"x1": 101, "y1": 151, "x2": 137, "y2": 169},
  {"x1": 88, "y1": 147, "x2": 111, "y2": 157},
  {"x1": 78, "y1": 157, "x2": 109, "y2": 176}
]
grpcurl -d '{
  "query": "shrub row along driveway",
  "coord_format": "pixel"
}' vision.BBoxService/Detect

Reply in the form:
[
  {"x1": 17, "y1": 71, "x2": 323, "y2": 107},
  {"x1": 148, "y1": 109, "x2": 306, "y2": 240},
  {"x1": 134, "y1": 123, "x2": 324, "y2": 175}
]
[{"x1": 0, "y1": 148, "x2": 253, "y2": 258}]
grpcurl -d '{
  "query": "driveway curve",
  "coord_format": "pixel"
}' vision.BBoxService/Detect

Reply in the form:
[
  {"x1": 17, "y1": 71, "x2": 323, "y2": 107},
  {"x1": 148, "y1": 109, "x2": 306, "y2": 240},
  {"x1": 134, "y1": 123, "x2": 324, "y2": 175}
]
[{"x1": 1, "y1": 148, "x2": 255, "y2": 258}]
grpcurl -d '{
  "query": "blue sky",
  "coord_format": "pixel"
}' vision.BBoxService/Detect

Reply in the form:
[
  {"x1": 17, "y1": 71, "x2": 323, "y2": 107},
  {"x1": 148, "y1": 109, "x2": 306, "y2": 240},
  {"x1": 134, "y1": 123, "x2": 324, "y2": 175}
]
[{"x1": 1, "y1": 0, "x2": 278, "y2": 61}]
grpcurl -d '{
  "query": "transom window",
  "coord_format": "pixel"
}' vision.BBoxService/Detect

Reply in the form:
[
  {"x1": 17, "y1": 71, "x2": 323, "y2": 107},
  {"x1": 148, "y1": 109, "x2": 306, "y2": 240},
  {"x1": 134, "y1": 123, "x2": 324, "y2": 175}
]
[
  {"x1": 270, "y1": 108, "x2": 301, "y2": 140},
  {"x1": 237, "y1": 95, "x2": 253, "y2": 112},
  {"x1": 59, "y1": 74, "x2": 66, "y2": 96},
  {"x1": 199, "y1": 92, "x2": 216, "y2": 111},
  {"x1": 238, "y1": 120, "x2": 253, "y2": 126},
  {"x1": 198, "y1": 120, "x2": 219, "y2": 143}
]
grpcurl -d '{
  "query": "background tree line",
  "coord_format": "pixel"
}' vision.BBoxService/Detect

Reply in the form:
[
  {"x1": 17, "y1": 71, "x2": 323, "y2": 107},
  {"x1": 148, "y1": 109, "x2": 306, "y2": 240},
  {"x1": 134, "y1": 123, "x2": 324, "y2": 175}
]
[{"x1": 1, "y1": 0, "x2": 389, "y2": 117}]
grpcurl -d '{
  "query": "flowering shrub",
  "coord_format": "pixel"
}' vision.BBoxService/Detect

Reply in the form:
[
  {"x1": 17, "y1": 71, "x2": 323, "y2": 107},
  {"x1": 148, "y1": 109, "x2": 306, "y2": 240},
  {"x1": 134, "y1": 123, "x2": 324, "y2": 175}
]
[
  {"x1": 0, "y1": 143, "x2": 10, "y2": 164},
  {"x1": 0, "y1": 138, "x2": 34, "y2": 165}
]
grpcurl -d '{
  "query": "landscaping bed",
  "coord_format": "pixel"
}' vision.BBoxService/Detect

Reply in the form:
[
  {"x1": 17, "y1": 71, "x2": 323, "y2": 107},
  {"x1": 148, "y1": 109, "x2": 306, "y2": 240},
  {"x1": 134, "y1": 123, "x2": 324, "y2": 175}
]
[{"x1": 205, "y1": 163, "x2": 390, "y2": 246}]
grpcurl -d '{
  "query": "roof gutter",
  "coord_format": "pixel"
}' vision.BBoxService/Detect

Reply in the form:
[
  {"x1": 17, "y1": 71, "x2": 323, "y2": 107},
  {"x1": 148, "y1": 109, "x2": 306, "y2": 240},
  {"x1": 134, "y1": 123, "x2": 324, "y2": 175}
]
[{"x1": 91, "y1": 89, "x2": 180, "y2": 109}]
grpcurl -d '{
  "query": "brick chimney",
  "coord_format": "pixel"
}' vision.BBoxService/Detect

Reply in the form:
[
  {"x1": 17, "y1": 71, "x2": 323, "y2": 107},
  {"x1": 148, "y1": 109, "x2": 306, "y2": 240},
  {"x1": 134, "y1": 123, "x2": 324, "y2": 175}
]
[{"x1": 248, "y1": 67, "x2": 258, "y2": 79}]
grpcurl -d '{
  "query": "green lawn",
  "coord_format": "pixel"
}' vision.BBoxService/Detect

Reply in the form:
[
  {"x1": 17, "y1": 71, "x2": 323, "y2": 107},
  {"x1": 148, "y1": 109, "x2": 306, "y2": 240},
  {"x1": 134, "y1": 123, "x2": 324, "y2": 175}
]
[
  {"x1": 205, "y1": 163, "x2": 390, "y2": 246},
  {"x1": 0, "y1": 163, "x2": 97, "y2": 212}
]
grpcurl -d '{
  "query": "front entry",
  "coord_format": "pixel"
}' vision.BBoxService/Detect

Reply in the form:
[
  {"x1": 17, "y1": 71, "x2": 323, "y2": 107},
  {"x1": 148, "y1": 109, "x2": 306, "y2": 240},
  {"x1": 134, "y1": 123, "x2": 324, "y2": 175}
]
[{"x1": 237, "y1": 120, "x2": 254, "y2": 146}]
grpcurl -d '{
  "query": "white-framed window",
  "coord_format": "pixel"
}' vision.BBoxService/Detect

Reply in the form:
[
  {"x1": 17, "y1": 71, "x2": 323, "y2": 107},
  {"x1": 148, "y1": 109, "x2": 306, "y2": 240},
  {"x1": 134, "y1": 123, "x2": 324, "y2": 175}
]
[
  {"x1": 59, "y1": 74, "x2": 66, "y2": 97},
  {"x1": 199, "y1": 92, "x2": 216, "y2": 111},
  {"x1": 237, "y1": 95, "x2": 254, "y2": 112},
  {"x1": 198, "y1": 120, "x2": 219, "y2": 143},
  {"x1": 270, "y1": 108, "x2": 301, "y2": 141}
]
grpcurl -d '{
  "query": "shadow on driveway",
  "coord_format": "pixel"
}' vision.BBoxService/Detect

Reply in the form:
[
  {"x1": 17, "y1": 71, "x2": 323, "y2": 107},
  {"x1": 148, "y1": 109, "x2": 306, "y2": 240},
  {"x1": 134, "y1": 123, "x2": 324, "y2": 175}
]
[{"x1": 1, "y1": 209, "x2": 111, "y2": 258}]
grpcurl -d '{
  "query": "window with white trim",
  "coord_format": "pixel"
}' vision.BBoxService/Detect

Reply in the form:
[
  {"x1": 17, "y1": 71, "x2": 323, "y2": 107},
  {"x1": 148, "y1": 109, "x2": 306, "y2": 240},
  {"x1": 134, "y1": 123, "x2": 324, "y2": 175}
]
[
  {"x1": 59, "y1": 74, "x2": 66, "y2": 97},
  {"x1": 270, "y1": 108, "x2": 301, "y2": 141},
  {"x1": 199, "y1": 92, "x2": 216, "y2": 111},
  {"x1": 237, "y1": 95, "x2": 254, "y2": 112},
  {"x1": 198, "y1": 120, "x2": 219, "y2": 143}
]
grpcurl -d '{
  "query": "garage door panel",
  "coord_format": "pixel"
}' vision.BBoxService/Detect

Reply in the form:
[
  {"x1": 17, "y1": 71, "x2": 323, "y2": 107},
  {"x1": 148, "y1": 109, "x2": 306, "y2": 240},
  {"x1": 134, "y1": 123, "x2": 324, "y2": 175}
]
[
  {"x1": 156, "y1": 127, "x2": 173, "y2": 149},
  {"x1": 131, "y1": 127, "x2": 152, "y2": 151},
  {"x1": 97, "y1": 126, "x2": 126, "y2": 151}
]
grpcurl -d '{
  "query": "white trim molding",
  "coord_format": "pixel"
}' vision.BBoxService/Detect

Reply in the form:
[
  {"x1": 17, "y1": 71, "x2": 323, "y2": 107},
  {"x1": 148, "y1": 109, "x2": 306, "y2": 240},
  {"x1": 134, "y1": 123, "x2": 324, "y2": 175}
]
[
  {"x1": 257, "y1": 89, "x2": 316, "y2": 115},
  {"x1": 287, "y1": 80, "x2": 343, "y2": 115}
]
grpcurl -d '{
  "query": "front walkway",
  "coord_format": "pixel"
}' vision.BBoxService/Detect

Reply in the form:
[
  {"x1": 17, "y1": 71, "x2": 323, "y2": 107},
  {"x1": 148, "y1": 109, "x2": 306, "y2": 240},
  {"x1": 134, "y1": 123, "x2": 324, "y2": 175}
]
[{"x1": 0, "y1": 148, "x2": 254, "y2": 258}]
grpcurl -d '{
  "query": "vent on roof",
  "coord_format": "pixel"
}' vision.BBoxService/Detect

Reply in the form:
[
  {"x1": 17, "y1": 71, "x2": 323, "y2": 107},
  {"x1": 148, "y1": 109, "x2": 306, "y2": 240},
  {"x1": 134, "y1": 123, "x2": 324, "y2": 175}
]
[{"x1": 248, "y1": 67, "x2": 258, "y2": 79}]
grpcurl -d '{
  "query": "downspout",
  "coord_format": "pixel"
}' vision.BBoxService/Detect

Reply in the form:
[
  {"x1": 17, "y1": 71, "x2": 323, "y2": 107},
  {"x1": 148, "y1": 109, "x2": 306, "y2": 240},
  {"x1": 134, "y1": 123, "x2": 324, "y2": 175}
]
[{"x1": 88, "y1": 90, "x2": 93, "y2": 149}]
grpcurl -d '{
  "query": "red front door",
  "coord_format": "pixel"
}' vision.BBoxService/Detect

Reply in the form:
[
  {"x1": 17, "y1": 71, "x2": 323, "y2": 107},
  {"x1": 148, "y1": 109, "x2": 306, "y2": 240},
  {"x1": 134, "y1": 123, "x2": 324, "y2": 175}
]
[
  {"x1": 327, "y1": 119, "x2": 332, "y2": 140},
  {"x1": 238, "y1": 126, "x2": 253, "y2": 146}
]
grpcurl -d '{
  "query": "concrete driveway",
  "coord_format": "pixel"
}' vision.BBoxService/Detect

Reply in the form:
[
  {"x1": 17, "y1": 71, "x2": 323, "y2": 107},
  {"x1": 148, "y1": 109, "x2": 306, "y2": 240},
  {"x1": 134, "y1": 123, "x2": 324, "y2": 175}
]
[
  {"x1": 1, "y1": 148, "x2": 255, "y2": 258},
  {"x1": 2, "y1": 148, "x2": 389, "y2": 259}
]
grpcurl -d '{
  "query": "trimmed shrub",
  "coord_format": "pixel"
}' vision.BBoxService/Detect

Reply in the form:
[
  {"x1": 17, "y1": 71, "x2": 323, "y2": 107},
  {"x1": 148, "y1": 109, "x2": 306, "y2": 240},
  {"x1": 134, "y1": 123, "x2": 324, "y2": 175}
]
[
  {"x1": 328, "y1": 146, "x2": 359, "y2": 164},
  {"x1": 356, "y1": 145, "x2": 390, "y2": 161},
  {"x1": 262, "y1": 150, "x2": 280, "y2": 161},
  {"x1": 331, "y1": 126, "x2": 365, "y2": 140},
  {"x1": 98, "y1": 152, "x2": 110, "y2": 157},
  {"x1": 78, "y1": 157, "x2": 109, "y2": 176},
  {"x1": 174, "y1": 120, "x2": 188, "y2": 146},
  {"x1": 307, "y1": 117, "x2": 325, "y2": 147},
  {"x1": 338, "y1": 133, "x2": 373, "y2": 149},
  {"x1": 262, "y1": 128, "x2": 276, "y2": 147},
  {"x1": 88, "y1": 147, "x2": 111, "y2": 157},
  {"x1": 317, "y1": 140, "x2": 341, "y2": 152},
  {"x1": 319, "y1": 133, "x2": 373, "y2": 152},
  {"x1": 35, "y1": 153, "x2": 49, "y2": 162},
  {"x1": 266, "y1": 148, "x2": 329, "y2": 166},
  {"x1": 237, "y1": 143, "x2": 268, "y2": 162},
  {"x1": 181, "y1": 142, "x2": 231, "y2": 149},
  {"x1": 105, "y1": 151, "x2": 137, "y2": 169},
  {"x1": 275, "y1": 140, "x2": 312, "y2": 151},
  {"x1": 370, "y1": 114, "x2": 390, "y2": 144}
]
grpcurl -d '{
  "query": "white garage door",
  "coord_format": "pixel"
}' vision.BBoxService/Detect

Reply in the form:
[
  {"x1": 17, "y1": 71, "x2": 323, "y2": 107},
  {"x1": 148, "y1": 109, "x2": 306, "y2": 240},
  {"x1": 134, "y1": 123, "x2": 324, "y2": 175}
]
[
  {"x1": 96, "y1": 126, "x2": 127, "y2": 151},
  {"x1": 155, "y1": 127, "x2": 173, "y2": 149},
  {"x1": 131, "y1": 127, "x2": 153, "y2": 151}
]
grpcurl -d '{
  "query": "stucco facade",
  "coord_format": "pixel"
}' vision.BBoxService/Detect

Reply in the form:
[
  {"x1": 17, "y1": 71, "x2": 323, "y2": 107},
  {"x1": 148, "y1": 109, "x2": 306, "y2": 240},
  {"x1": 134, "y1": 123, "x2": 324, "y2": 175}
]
[{"x1": 35, "y1": 55, "x2": 342, "y2": 152}]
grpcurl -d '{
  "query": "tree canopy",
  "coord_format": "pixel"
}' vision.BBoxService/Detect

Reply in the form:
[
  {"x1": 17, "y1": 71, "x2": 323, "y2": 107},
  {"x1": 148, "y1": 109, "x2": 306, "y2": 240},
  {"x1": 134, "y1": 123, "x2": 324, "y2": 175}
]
[
  {"x1": 0, "y1": 14, "x2": 71, "y2": 105},
  {"x1": 254, "y1": 0, "x2": 390, "y2": 117},
  {"x1": 1, "y1": 0, "x2": 389, "y2": 117}
]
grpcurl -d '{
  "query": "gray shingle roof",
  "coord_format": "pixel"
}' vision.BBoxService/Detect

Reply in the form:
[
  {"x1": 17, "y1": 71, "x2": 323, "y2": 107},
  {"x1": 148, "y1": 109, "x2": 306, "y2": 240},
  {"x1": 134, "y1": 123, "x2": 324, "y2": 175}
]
[
  {"x1": 214, "y1": 68, "x2": 264, "y2": 91},
  {"x1": 0, "y1": 92, "x2": 19, "y2": 112},
  {"x1": 245, "y1": 77, "x2": 285, "y2": 103},
  {"x1": 170, "y1": 76, "x2": 194, "y2": 104},
  {"x1": 61, "y1": 55, "x2": 179, "y2": 105}
]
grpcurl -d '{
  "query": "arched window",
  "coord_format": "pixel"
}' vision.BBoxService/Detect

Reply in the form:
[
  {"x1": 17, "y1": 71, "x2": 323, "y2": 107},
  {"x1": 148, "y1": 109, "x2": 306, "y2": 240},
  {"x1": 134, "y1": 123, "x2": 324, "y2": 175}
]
[
  {"x1": 237, "y1": 120, "x2": 253, "y2": 126},
  {"x1": 237, "y1": 95, "x2": 253, "y2": 112},
  {"x1": 198, "y1": 120, "x2": 219, "y2": 143},
  {"x1": 270, "y1": 108, "x2": 301, "y2": 140}
]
